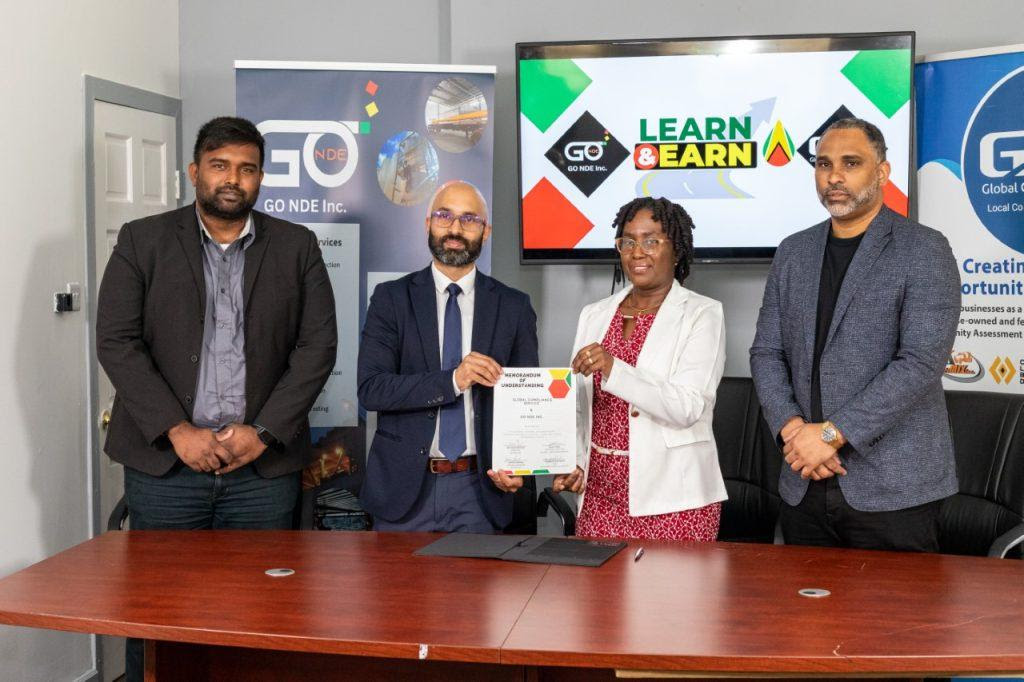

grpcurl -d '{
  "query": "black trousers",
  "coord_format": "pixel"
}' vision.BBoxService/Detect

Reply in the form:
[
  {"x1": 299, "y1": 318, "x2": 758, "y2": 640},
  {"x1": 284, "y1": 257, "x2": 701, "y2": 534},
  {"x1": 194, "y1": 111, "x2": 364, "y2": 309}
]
[{"x1": 780, "y1": 477, "x2": 943, "y2": 552}]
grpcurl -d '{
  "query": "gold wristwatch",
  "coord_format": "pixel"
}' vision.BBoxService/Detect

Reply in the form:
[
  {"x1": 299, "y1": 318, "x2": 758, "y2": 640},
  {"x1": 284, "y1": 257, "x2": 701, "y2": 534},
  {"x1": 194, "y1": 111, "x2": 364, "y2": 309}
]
[{"x1": 821, "y1": 421, "x2": 840, "y2": 448}]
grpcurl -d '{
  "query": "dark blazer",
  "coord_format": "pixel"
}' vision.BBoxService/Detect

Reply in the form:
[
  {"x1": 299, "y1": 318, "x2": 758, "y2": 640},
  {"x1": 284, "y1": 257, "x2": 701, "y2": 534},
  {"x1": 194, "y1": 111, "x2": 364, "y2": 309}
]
[
  {"x1": 97, "y1": 204, "x2": 337, "y2": 478},
  {"x1": 357, "y1": 266, "x2": 539, "y2": 528},
  {"x1": 750, "y1": 206, "x2": 962, "y2": 512}
]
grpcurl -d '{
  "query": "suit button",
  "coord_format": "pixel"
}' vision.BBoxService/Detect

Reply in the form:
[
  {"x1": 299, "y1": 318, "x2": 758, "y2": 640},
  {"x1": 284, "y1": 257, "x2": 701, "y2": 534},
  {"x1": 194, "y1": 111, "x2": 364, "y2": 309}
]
[
  {"x1": 630, "y1": 410, "x2": 639, "y2": 418},
  {"x1": 428, "y1": 410, "x2": 436, "y2": 420},
  {"x1": 190, "y1": 354, "x2": 199, "y2": 363},
  {"x1": 184, "y1": 395, "x2": 193, "y2": 404}
]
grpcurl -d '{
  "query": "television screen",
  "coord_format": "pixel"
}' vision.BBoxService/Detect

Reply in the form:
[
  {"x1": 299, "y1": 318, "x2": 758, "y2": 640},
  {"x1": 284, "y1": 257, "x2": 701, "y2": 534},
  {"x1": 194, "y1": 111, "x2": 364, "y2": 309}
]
[{"x1": 516, "y1": 33, "x2": 914, "y2": 263}]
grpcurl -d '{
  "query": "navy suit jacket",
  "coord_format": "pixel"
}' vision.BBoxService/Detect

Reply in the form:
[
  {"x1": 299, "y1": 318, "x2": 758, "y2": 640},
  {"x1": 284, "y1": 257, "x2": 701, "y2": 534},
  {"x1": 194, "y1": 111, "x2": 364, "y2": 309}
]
[
  {"x1": 750, "y1": 206, "x2": 962, "y2": 512},
  {"x1": 357, "y1": 266, "x2": 539, "y2": 527}
]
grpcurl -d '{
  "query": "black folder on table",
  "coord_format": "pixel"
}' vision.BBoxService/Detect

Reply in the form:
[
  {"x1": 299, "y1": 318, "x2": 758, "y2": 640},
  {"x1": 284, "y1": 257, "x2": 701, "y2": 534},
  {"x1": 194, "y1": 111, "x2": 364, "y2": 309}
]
[{"x1": 414, "y1": 533, "x2": 626, "y2": 567}]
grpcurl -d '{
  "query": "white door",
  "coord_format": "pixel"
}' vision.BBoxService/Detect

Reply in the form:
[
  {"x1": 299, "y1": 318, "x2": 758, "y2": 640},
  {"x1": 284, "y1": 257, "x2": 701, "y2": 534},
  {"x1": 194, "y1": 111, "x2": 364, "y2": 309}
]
[{"x1": 92, "y1": 100, "x2": 177, "y2": 682}]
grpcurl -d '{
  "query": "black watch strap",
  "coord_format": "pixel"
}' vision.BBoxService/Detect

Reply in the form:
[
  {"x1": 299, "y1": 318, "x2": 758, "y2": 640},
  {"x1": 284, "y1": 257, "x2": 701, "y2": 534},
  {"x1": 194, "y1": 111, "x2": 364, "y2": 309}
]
[{"x1": 255, "y1": 425, "x2": 279, "y2": 448}]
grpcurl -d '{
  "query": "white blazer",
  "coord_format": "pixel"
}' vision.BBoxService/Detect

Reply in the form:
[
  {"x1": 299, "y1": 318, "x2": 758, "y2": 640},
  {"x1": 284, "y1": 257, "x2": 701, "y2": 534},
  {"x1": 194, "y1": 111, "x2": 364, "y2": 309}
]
[{"x1": 571, "y1": 281, "x2": 728, "y2": 517}]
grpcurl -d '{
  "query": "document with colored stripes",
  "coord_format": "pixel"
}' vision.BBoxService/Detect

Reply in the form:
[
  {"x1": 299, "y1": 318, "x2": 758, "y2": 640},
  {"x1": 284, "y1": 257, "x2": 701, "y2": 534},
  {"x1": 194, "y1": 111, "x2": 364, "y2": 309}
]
[{"x1": 492, "y1": 368, "x2": 576, "y2": 475}]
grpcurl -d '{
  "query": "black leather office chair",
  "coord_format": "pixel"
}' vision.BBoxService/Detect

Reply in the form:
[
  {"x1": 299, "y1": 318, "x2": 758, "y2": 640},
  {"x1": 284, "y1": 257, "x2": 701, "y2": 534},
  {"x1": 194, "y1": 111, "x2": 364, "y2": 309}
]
[
  {"x1": 713, "y1": 377, "x2": 783, "y2": 544},
  {"x1": 712, "y1": 377, "x2": 1024, "y2": 558},
  {"x1": 940, "y1": 390, "x2": 1024, "y2": 558}
]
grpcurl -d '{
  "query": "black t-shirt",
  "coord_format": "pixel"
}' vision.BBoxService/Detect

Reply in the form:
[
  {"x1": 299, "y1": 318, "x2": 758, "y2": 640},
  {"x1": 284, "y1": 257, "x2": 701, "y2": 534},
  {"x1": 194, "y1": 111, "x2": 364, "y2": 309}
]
[{"x1": 810, "y1": 230, "x2": 865, "y2": 423}]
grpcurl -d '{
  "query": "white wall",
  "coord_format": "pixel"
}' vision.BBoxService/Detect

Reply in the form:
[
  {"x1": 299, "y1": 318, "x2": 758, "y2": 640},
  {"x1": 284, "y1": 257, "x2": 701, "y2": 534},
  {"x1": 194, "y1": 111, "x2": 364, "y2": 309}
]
[{"x1": 0, "y1": 3, "x2": 178, "y2": 680}]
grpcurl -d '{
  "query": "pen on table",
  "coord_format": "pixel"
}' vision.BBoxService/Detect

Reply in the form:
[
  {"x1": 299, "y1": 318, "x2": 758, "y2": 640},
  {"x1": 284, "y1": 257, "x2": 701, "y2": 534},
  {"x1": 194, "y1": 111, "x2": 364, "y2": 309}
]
[{"x1": 633, "y1": 547, "x2": 645, "y2": 562}]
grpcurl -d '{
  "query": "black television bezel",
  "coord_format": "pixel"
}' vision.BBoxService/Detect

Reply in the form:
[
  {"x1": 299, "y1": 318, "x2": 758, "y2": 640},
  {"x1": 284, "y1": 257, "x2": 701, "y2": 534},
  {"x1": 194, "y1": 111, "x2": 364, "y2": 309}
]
[{"x1": 515, "y1": 31, "x2": 916, "y2": 265}]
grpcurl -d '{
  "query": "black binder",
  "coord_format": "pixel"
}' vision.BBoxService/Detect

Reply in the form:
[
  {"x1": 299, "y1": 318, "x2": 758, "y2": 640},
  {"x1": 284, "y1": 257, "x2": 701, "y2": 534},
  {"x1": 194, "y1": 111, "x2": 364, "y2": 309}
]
[{"x1": 414, "y1": 533, "x2": 626, "y2": 567}]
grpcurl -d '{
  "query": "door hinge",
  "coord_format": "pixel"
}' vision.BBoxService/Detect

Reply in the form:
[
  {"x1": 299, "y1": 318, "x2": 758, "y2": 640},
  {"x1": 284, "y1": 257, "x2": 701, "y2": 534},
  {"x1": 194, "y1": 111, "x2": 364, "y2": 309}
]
[{"x1": 174, "y1": 170, "x2": 181, "y2": 200}]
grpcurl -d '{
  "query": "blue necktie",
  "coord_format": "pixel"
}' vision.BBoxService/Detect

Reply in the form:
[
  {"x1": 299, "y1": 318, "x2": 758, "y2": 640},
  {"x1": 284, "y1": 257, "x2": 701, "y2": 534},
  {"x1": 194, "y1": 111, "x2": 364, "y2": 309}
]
[{"x1": 439, "y1": 283, "x2": 466, "y2": 462}]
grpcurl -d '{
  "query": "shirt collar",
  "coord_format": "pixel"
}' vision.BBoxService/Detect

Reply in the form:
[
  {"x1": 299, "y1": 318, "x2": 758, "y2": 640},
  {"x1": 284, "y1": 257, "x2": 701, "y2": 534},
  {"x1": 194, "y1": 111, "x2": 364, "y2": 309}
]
[
  {"x1": 431, "y1": 262, "x2": 476, "y2": 297},
  {"x1": 196, "y1": 207, "x2": 255, "y2": 247}
]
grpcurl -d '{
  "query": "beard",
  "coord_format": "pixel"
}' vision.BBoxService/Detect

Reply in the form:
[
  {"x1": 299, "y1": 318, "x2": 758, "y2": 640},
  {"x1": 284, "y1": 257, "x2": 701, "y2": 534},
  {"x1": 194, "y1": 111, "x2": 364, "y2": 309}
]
[
  {"x1": 819, "y1": 180, "x2": 880, "y2": 218},
  {"x1": 428, "y1": 230, "x2": 483, "y2": 267},
  {"x1": 196, "y1": 181, "x2": 257, "y2": 221}
]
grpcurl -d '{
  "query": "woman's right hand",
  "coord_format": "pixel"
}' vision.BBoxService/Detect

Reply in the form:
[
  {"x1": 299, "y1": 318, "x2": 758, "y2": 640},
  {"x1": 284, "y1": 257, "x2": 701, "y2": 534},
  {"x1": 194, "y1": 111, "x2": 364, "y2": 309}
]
[{"x1": 552, "y1": 466, "x2": 585, "y2": 494}]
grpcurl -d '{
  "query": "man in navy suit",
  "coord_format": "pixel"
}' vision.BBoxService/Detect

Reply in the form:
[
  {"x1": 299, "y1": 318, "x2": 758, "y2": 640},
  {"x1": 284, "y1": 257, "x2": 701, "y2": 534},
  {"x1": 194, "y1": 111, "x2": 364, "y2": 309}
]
[
  {"x1": 357, "y1": 181, "x2": 538, "y2": 532},
  {"x1": 750, "y1": 118, "x2": 961, "y2": 552}
]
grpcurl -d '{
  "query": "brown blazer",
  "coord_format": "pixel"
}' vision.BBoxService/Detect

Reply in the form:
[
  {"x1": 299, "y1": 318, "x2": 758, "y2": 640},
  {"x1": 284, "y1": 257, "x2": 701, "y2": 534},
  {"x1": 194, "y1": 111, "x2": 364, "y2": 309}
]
[{"x1": 96, "y1": 203, "x2": 337, "y2": 477}]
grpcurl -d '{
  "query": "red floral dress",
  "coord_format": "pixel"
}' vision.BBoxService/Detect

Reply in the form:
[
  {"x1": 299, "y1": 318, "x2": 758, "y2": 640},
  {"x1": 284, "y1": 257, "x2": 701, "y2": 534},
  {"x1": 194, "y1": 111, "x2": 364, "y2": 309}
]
[{"x1": 575, "y1": 308, "x2": 720, "y2": 541}]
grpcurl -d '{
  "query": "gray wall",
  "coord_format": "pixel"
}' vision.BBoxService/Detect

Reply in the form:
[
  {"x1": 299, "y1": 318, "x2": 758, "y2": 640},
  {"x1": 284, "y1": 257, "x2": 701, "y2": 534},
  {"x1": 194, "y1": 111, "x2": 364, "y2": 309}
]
[
  {"x1": 1, "y1": 4, "x2": 179, "y2": 680},
  {"x1": 180, "y1": 0, "x2": 1024, "y2": 374},
  {"x1": 179, "y1": 0, "x2": 449, "y2": 202}
]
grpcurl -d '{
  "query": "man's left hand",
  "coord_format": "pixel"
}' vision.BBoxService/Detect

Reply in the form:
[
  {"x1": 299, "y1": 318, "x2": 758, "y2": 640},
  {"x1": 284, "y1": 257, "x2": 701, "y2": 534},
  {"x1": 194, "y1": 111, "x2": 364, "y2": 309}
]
[
  {"x1": 214, "y1": 424, "x2": 268, "y2": 475},
  {"x1": 486, "y1": 469, "x2": 523, "y2": 493},
  {"x1": 783, "y1": 423, "x2": 842, "y2": 479}
]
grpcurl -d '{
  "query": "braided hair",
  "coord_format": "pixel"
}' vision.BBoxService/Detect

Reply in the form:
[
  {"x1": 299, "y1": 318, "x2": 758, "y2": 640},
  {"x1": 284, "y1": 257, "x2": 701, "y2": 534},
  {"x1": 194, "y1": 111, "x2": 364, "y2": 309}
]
[{"x1": 612, "y1": 197, "x2": 695, "y2": 284}]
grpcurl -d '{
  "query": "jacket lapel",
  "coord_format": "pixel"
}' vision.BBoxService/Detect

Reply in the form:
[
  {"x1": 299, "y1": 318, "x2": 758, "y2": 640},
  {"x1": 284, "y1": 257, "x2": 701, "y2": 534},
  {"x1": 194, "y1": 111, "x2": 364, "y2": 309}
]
[
  {"x1": 802, "y1": 221, "x2": 830, "y2": 364},
  {"x1": 242, "y1": 212, "x2": 270, "y2": 312},
  {"x1": 823, "y1": 207, "x2": 895, "y2": 348},
  {"x1": 410, "y1": 266, "x2": 441, "y2": 372},
  {"x1": 471, "y1": 272, "x2": 498, "y2": 356},
  {"x1": 176, "y1": 205, "x2": 206, "y2": 317},
  {"x1": 635, "y1": 281, "x2": 687, "y2": 370}
]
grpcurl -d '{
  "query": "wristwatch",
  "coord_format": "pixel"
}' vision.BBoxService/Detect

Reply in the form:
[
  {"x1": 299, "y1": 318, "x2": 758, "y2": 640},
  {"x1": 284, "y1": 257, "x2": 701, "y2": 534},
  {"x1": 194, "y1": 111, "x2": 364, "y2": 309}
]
[
  {"x1": 255, "y1": 425, "x2": 279, "y2": 449},
  {"x1": 821, "y1": 421, "x2": 840, "y2": 448}
]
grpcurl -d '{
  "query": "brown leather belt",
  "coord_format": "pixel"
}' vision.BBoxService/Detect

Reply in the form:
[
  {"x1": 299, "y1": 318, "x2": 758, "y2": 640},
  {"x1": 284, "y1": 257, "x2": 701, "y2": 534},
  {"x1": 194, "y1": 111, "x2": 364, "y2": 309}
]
[{"x1": 429, "y1": 456, "x2": 478, "y2": 474}]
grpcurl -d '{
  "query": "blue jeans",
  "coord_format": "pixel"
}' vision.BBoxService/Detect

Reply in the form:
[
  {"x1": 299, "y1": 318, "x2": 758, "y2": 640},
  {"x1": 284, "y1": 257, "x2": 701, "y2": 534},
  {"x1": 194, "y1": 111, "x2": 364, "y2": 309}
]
[{"x1": 123, "y1": 462, "x2": 300, "y2": 682}]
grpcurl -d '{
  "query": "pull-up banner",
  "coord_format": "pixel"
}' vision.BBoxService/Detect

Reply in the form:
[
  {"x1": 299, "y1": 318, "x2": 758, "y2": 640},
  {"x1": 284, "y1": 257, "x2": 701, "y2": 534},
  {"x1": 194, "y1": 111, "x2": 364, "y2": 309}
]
[
  {"x1": 916, "y1": 45, "x2": 1024, "y2": 392},
  {"x1": 236, "y1": 61, "x2": 496, "y2": 490}
]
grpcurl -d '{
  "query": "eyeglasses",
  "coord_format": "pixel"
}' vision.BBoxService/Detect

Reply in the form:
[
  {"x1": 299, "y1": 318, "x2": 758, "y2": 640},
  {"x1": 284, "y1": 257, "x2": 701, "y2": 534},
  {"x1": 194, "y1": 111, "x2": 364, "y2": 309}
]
[
  {"x1": 614, "y1": 237, "x2": 668, "y2": 255},
  {"x1": 430, "y1": 209, "x2": 487, "y2": 231}
]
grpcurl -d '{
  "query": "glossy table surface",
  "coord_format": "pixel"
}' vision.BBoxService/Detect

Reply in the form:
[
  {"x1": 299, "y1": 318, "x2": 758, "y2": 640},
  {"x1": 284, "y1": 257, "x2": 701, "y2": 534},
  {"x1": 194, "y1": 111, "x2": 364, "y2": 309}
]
[{"x1": 0, "y1": 531, "x2": 1023, "y2": 675}]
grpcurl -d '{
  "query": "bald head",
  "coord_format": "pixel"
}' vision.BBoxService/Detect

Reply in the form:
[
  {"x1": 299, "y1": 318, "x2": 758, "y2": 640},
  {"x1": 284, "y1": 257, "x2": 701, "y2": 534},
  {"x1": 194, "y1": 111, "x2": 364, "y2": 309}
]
[{"x1": 428, "y1": 180, "x2": 488, "y2": 223}]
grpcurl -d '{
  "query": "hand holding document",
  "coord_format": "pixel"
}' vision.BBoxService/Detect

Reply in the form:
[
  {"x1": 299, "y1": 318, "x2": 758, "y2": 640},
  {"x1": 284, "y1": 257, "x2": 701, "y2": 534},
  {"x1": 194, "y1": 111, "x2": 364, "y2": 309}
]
[{"x1": 492, "y1": 368, "x2": 576, "y2": 475}]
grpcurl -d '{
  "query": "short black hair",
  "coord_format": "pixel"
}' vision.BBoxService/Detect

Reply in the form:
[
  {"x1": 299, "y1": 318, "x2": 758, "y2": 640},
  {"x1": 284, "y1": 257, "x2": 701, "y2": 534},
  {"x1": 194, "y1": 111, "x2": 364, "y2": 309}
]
[
  {"x1": 193, "y1": 116, "x2": 265, "y2": 166},
  {"x1": 823, "y1": 117, "x2": 887, "y2": 162},
  {"x1": 612, "y1": 197, "x2": 695, "y2": 285}
]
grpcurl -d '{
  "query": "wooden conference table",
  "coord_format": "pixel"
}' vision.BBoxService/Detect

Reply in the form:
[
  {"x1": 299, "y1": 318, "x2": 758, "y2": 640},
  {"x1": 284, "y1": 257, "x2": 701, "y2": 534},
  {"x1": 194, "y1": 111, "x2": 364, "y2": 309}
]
[{"x1": 0, "y1": 531, "x2": 1022, "y2": 680}]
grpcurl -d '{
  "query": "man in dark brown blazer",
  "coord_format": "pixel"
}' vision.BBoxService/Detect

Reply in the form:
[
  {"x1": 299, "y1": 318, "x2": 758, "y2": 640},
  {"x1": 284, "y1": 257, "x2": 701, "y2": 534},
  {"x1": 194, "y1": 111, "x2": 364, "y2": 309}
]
[{"x1": 97, "y1": 117, "x2": 336, "y2": 681}]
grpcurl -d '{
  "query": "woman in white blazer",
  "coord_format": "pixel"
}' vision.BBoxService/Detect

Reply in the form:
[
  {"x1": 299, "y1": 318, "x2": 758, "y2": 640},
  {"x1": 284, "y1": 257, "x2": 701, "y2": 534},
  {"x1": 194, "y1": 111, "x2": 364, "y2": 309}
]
[{"x1": 553, "y1": 197, "x2": 727, "y2": 540}]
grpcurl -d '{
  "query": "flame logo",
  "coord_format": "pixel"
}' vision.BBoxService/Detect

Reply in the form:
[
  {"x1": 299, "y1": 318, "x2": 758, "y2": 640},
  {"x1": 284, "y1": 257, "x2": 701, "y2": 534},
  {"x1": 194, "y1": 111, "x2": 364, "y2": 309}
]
[{"x1": 762, "y1": 120, "x2": 795, "y2": 167}]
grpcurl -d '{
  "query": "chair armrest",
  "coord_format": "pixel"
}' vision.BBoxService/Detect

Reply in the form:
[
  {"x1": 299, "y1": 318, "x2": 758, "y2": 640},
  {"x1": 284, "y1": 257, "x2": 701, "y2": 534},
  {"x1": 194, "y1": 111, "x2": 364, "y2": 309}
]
[
  {"x1": 988, "y1": 522, "x2": 1024, "y2": 558},
  {"x1": 537, "y1": 487, "x2": 576, "y2": 536},
  {"x1": 106, "y1": 496, "x2": 129, "y2": 531}
]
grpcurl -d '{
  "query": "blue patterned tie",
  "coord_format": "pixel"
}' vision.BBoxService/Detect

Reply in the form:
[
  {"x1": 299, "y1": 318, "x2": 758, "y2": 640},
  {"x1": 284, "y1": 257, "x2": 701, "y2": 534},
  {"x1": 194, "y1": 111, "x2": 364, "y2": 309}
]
[{"x1": 439, "y1": 283, "x2": 466, "y2": 462}]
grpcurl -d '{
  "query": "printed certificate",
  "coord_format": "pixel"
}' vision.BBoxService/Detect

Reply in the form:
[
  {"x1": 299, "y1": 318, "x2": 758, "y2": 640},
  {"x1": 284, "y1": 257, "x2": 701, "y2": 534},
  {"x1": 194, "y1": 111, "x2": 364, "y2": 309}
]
[{"x1": 492, "y1": 368, "x2": 576, "y2": 475}]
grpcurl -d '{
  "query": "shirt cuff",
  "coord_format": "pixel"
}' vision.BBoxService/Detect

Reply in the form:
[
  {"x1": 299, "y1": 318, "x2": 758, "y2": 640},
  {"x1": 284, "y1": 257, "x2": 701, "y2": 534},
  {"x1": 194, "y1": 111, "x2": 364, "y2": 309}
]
[{"x1": 451, "y1": 371, "x2": 463, "y2": 397}]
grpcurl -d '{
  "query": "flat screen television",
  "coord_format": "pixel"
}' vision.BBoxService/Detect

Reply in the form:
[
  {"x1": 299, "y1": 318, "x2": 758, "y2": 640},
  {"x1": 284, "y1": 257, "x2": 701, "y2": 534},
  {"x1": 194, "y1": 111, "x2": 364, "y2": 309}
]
[{"x1": 516, "y1": 32, "x2": 914, "y2": 263}]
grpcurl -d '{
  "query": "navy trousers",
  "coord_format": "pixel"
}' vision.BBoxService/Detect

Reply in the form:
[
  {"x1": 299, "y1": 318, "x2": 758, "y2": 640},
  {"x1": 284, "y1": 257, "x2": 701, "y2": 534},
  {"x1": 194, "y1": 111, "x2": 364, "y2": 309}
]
[{"x1": 372, "y1": 467, "x2": 495, "y2": 533}]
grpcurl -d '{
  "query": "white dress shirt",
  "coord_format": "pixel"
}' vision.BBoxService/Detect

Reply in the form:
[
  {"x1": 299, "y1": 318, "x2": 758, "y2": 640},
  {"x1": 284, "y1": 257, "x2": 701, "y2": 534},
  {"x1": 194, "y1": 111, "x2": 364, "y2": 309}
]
[{"x1": 429, "y1": 263, "x2": 476, "y2": 459}]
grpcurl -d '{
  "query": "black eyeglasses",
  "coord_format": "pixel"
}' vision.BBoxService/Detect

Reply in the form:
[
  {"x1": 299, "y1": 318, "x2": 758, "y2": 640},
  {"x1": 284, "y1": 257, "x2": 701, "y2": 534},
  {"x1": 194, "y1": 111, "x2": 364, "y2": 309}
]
[
  {"x1": 614, "y1": 237, "x2": 668, "y2": 255},
  {"x1": 431, "y1": 209, "x2": 487, "y2": 231}
]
